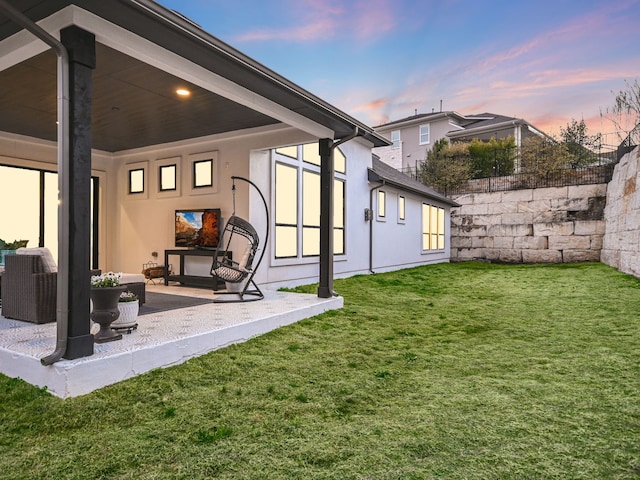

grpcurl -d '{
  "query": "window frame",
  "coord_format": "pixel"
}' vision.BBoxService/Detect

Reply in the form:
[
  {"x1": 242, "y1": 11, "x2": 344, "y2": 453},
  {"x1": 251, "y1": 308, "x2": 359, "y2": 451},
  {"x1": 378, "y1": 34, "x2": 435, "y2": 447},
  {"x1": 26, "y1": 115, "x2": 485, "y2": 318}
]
[
  {"x1": 391, "y1": 130, "x2": 401, "y2": 150},
  {"x1": 398, "y1": 195, "x2": 406, "y2": 223},
  {"x1": 419, "y1": 124, "x2": 430, "y2": 145},
  {"x1": 128, "y1": 168, "x2": 145, "y2": 194},
  {"x1": 159, "y1": 164, "x2": 177, "y2": 192},
  {"x1": 272, "y1": 143, "x2": 347, "y2": 264},
  {"x1": 192, "y1": 158, "x2": 213, "y2": 189},
  {"x1": 422, "y1": 203, "x2": 445, "y2": 252}
]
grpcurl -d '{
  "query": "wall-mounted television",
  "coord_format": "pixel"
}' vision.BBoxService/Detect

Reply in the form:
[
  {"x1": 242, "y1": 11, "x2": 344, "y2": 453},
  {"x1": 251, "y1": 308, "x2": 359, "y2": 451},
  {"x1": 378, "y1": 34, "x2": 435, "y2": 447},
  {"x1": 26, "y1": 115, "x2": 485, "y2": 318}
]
[{"x1": 175, "y1": 208, "x2": 222, "y2": 249}]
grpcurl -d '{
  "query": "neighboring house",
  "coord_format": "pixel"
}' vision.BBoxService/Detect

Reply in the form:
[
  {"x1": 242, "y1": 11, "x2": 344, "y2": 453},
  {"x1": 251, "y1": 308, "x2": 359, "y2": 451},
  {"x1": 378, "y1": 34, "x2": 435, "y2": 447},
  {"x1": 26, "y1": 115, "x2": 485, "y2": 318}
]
[
  {"x1": 373, "y1": 111, "x2": 547, "y2": 172},
  {"x1": 0, "y1": 0, "x2": 458, "y2": 328}
]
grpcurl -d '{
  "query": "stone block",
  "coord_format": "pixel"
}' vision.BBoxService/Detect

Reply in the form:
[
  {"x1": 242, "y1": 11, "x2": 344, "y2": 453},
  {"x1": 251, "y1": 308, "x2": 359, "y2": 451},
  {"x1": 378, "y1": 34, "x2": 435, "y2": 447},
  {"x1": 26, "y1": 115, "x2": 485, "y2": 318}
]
[
  {"x1": 514, "y1": 236, "x2": 548, "y2": 250},
  {"x1": 488, "y1": 202, "x2": 518, "y2": 214},
  {"x1": 488, "y1": 224, "x2": 533, "y2": 237},
  {"x1": 498, "y1": 249, "x2": 524, "y2": 263},
  {"x1": 459, "y1": 203, "x2": 489, "y2": 215},
  {"x1": 522, "y1": 249, "x2": 562, "y2": 263},
  {"x1": 485, "y1": 248, "x2": 501, "y2": 261},
  {"x1": 563, "y1": 250, "x2": 600, "y2": 263},
  {"x1": 501, "y1": 212, "x2": 534, "y2": 225},
  {"x1": 466, "y1": 214, "x2": 496, "y2": 226},
  {"x1": 550, "y1": 197, "x2": 588, "y2": 211},
  {"x1": 533, "y1": 186, "x2": 568, "y2": 200},
  {"x1": 533, "y1": 210, "x2": 566, "y2": 223},
  {"x1": 472, "y1": 237, "x2": 487, "y2": 248},
  {"x1": 590, "y1": 235, "x2": 603, "y2": 250},
  {"x1": 452, "y1": 193, "x2": 474, "y2": 205},
  {"x1": 533, "y1": 222, "x2": 574, "y2": 236},
  {"x1": 548, "y1": 235, "x2": 591, "y2": 250},
  {"x1": 456, "y1": 225, "x2": 487, "y2": 236},
  {"x1": 574, "y1": 220, "x2": 606, "y2": 236},
  {"x1": 601, "y1": 249, "x2": 621, "y2": 269},
  {"x1": 568, "y1": 184, "x2": 607, "y2": 199},
  {"x1": 455, "y1": 248, "x2": 485, "y2": 260},
  {"x1": 493, "y1": 236, "x2": 514, "y2": 248},
  {"x1": 473, "y1": 192, "x2": 502, "y2": 204},
  {"x1": 502, "y1": 189, "x2": 533, "y2": 202},
  {"x1": 451, "y1": 236, "x2": 472, "y2": 248},
  {"x1": 518, "y1": 199, "x2": 550, "y2": 213}
]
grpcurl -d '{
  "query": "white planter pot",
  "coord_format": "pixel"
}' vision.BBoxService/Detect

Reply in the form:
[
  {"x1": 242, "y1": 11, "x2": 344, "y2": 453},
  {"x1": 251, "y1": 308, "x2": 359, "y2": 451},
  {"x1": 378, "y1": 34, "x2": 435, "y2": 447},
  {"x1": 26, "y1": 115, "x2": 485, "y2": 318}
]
[{"x1": 113, "y1": 300, "x2": 139, "y2": 330}]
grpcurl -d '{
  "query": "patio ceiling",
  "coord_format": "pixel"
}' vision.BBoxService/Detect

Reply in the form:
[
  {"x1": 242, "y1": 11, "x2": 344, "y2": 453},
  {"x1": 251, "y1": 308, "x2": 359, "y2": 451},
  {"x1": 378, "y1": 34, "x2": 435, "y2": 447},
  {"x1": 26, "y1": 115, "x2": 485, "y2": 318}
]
[
  {"x1": 0, "y1": 0, "x2": 389, "y2": 152},
  {"x1": 0, "y1": 43, "x2": 280, "y2": 152}
]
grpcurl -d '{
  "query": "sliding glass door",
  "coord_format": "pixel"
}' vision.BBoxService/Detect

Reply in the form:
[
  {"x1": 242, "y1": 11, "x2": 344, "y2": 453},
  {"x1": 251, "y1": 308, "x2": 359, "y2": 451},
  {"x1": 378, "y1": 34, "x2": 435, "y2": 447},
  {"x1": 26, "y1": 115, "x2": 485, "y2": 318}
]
[{"x1": 0, "y1": 164, "x2": 99, "y2": 267}]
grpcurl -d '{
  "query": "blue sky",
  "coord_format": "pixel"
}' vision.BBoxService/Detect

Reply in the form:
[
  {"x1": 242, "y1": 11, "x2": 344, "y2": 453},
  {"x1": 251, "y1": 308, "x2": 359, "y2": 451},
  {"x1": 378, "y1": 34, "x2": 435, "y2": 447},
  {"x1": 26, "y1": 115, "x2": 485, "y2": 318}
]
[{"x1": 158, "y1": 0, "x2": 640, "y2": 144}]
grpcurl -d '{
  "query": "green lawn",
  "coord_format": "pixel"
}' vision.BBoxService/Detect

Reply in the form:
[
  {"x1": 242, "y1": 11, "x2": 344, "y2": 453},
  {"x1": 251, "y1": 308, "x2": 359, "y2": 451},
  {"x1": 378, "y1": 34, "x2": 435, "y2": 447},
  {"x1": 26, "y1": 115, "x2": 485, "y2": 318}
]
[{"x1": 1, "y1": 262, "x2": 639, "y2": 479}]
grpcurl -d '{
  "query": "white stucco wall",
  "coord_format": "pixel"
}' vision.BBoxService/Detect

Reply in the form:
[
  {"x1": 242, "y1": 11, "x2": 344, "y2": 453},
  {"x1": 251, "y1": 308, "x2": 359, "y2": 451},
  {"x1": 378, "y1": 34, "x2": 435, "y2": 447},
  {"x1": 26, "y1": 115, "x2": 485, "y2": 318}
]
[{"x1": 1, "y1": 128, "x2": 453, "y2": 291}]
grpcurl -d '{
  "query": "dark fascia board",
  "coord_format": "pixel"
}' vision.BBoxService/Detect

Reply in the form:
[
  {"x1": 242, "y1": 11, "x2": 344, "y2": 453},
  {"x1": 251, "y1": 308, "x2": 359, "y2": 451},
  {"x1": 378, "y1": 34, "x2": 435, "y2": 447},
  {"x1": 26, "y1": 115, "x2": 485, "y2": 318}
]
[
  {"x1": 0, "y1": 0, "x2": 390, "y2": 147},
  {"x1": 368, "y1": 157, "x2": 460, "y2": 207}
]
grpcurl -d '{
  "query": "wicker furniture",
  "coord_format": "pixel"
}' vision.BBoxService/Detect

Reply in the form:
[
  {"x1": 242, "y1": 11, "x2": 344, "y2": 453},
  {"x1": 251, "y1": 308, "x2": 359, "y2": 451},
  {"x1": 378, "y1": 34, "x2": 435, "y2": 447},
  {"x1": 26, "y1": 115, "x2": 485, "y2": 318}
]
[{"x1": 1, "y1": 254, "x2": 57, "y2": 323}]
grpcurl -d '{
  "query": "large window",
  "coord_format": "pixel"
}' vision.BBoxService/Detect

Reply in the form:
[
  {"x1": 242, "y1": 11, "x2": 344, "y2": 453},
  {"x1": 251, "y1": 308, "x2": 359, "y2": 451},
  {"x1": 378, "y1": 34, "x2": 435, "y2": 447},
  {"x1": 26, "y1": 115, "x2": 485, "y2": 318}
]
[
  {"x1": 0, "y1": 164, "x2": 99, "y2": 267},
  {"x1": 422, "y1": 203, "x2": 445, "y2": 251},
  {"x1": 274, "y1": 143, "x2": 346, "y2": 259},
  {"x1": 419, "y1": 124, "x2": 430, "y2": 145}
]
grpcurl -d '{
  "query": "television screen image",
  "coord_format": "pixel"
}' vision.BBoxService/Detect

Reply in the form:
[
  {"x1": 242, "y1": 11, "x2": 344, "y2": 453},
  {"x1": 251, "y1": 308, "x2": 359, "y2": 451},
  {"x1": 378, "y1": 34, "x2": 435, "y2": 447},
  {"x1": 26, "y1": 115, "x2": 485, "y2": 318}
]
[{"x1": 175, "y1": 209, "x2": 221, "y2": 248}]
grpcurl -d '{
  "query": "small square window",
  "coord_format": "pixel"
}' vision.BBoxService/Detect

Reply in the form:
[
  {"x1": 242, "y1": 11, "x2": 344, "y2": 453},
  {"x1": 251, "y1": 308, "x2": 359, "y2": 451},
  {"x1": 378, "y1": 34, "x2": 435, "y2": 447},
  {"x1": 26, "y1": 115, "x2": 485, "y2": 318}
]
[
  {"x1": 159, "y1": 164, "x2": 177, "y2": 191},
  {"x1": 129, "y1": 168, "x2": 144, "y2": 194},
  {"x1": 193, "y1": 159, "x2": 213, "y2": 188}
]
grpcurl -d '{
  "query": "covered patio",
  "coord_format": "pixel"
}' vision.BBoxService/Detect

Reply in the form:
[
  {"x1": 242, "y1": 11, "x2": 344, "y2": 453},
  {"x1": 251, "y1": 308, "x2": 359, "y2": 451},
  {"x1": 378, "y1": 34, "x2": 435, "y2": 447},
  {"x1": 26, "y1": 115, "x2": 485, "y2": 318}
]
[{"x1": 0, "y1": 0, "x2": 387, "y2": 392}]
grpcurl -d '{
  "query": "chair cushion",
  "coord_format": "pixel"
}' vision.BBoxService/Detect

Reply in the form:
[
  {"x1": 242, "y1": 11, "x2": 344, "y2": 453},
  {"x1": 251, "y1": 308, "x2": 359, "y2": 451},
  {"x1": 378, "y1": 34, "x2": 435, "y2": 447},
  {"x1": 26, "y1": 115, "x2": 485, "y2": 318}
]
[
  {"x1": 120, "y1": 273, "x2": 145, "y2": 284},
  {"x1": 16, "y1": 247, "x2": 57, "y2": 273}
]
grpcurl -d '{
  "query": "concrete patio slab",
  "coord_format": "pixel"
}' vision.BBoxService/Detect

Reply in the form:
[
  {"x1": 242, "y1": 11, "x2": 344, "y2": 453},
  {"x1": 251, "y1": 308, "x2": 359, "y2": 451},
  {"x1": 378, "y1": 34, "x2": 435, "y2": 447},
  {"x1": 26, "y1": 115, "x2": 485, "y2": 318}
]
[{"x1": 0, "y1": 285, "x2": 342, "y2": 398}]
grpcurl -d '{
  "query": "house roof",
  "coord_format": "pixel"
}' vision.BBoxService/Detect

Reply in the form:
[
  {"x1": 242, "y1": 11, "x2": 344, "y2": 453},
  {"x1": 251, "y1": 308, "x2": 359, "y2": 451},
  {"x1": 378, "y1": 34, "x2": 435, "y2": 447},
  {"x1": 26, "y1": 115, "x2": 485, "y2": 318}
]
[
  {"x1": 374, "y1": 110, "x2": 546, "y2": 141},
  {"x1": 368, "y1": 156, "x2": 460, "y2": 207},
  {"x1": 0, "y1": 0, "x2": 390, "y2": 151}
]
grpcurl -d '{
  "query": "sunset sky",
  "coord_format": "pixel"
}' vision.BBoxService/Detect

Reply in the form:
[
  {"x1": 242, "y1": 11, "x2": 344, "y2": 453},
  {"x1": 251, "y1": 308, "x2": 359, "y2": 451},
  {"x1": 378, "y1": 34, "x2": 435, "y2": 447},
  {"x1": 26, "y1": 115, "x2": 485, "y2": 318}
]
[{"x1": 158, "y1": 0, "x2": 640, "y2": 147}]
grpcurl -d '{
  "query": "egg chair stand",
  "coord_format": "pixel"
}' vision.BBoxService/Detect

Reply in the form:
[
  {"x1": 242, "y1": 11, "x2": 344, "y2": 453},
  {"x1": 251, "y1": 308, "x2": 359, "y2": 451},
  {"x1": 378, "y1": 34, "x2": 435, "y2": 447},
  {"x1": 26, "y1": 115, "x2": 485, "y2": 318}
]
[{"x1": 210, "y1": 176, "x2": 269, "y2": 303}]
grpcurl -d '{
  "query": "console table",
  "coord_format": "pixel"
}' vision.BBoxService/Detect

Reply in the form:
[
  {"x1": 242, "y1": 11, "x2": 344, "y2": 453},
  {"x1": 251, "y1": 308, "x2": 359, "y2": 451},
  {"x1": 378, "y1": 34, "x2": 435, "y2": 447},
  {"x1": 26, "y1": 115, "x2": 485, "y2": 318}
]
[{"x1": 164, "y1": 249, "x2": 230, "y2": 290}]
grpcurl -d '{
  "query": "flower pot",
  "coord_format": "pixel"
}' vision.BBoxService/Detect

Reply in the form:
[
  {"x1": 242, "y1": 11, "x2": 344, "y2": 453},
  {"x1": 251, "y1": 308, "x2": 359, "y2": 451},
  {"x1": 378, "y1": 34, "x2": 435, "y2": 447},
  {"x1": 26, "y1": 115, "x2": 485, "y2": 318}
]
[
  {"x1": 113, "y1": 300, "x2": 139, "y2": 332},
  {"x1": 90, "y1": 286, "x2": 126, "y2": 343}
]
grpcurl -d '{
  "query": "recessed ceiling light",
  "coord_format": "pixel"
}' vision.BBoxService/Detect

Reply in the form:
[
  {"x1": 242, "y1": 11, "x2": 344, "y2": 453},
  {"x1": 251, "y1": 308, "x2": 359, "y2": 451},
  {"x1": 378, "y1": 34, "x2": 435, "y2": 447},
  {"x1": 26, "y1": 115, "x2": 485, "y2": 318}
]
[{"x1": 176, "y1": 88, "x2": 191, "y2": 97}]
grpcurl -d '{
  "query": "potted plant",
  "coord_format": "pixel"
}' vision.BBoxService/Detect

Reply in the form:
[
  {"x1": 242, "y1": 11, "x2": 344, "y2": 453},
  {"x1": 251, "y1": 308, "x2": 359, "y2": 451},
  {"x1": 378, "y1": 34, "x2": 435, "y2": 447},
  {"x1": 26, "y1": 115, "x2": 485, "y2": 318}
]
[
  {"x1": 0, "y1": 238, "x2": 28, "y2": 267},
  {"x1": 90, "y1": 271, "x2": 125, "y2": 343},
  {"x1": 113, "y1": 290, "x2": 139, "y2": 333}
]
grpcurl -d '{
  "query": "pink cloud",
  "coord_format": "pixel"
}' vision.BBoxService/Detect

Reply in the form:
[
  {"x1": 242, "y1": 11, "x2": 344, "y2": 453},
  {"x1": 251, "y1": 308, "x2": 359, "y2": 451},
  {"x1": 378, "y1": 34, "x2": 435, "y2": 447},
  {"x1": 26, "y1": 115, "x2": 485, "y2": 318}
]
[{"x1": 235, "y1": 0, "x2": 396, "y2": 43}]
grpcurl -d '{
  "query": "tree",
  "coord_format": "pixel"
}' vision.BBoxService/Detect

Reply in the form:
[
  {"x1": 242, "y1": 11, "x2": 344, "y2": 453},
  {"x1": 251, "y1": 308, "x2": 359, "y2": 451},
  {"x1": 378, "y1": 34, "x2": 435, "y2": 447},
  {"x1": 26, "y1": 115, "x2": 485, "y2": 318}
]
[
  {"x1": 558, "y1": 118, "x2": 601, "y2": 167},
  {"x1": 420, "y1": 139, "x2": 472, "y2": 194},
  {"x1": 467, "y1": 136, "x2": 516, "y2": 177},
  {"x1": 603, "y1": 78, "x2": 640, "y2": 141},
  {"x1": 520, "y1": 136, "x2": 571, "y2": 180}
]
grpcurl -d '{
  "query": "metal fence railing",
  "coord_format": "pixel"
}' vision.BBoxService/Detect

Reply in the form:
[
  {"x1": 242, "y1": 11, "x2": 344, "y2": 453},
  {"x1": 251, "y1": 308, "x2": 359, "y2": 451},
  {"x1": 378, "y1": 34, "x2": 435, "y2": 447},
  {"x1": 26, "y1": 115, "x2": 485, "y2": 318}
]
[
  {"x1": 398, "y1": 134, "x2": 637, "y2": 197},
  {"x1": 442, "y1": 163, "x2": 617, "y2": 196}
]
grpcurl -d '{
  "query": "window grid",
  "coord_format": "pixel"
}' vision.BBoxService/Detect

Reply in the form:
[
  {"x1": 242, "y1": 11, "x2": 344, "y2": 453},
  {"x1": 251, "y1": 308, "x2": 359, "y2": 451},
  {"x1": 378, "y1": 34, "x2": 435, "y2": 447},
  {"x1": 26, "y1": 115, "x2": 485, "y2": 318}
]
[
  {"x1": 274, "y1": 142, "x2": 346, "y2": 259},
  {"x1": 422, "y1": 203, "x2": 445, "y2": 251},
  {"x1": 391, "y1": 130, "x2": 401, "y2": 149},
  {"x1": 419, "y1": 124, "x2": 430, "y2": 145}
]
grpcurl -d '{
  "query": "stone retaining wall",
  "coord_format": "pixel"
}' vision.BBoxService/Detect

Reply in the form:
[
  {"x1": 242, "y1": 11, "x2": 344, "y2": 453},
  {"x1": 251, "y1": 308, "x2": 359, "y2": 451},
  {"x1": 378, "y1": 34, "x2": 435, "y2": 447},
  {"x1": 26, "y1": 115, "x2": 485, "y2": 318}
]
[
  {"x1": 450, "y1": 184, "x2": 607, "y2": 263},
  {"x1": 601, "y1": 148, "x2": 640, "y2": 276}
]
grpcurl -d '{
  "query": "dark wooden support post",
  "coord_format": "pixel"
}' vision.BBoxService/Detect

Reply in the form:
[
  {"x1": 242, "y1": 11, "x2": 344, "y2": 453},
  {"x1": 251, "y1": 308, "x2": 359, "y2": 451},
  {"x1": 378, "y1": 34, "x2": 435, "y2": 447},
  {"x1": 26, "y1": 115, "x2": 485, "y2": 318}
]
[
  {"x1": 61, "y1": 26, "x2": 96, "y2": 360},
  {"x1": 318, "y1": 138, "x2": 334, "y2": 298}
]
